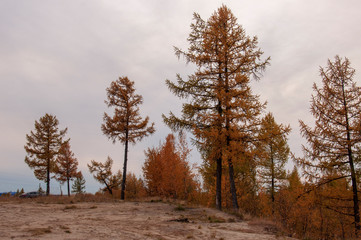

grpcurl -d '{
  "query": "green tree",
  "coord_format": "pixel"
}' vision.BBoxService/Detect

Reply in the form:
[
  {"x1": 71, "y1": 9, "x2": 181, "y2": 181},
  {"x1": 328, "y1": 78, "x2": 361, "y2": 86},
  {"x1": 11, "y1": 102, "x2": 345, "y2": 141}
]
[
  {"x1": 163, "y1": 5, "x2": 269, "y2": 210},
  {"x1": 257, "y1": 112, "x2": 290, "y2": 213},
  {"x1": 24, "y1": 113, "x2": 67, "y2": 195},
  {"x1": 102, "y1": 76, "x2": 155, "y2": 200},
  {"x1": 296, "y1": 56, "x2": 361, "y2": 236},
  {"x1": 72, "y1": 172, "x2": 86, "y2": 194}
]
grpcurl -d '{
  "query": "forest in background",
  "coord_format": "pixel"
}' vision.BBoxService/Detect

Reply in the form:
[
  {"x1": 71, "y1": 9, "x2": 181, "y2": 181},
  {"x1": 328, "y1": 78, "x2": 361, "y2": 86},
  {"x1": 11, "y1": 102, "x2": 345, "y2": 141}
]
[{"x1": 19, "y1": 5, "x2": 361, "y2": 240}]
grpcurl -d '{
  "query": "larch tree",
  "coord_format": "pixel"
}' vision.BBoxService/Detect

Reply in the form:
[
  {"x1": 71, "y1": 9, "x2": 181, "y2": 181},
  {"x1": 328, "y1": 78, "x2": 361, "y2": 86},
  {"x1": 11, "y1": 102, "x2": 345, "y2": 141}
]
[
  {"x1": 24, "y1": 113, "x2": 68, "y2": 195},
  {"x1": 163, "y1": 5, "x2": 269, "y2": 210},
  {"x1": 72, "y1": 172, "x2": 86, "y2": 194},
  {"x1": 296, "y1": 56, "x2": 361, "y2": 236},
  {"x1": 142, "y1": 133, "x2": 198, "y2": 200},
  {"x1": 87, "y1": 157, "x2": 122, "y2": 195},
  {"x1": 101, "y1": 76, "x2": 155, "y2": 200},
  {"x1": 54, "y1": 141, "x2": 80, "y2": 196},
  {"x1": 257, "y1": 112, "x2": 290, "y2": 212}
]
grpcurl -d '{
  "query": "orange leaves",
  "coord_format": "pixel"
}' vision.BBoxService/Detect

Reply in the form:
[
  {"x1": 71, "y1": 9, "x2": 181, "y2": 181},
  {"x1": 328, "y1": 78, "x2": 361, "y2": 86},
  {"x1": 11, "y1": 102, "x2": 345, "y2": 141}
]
[
  {"x1": 143, "y1": 133, "x2": 199, "y2": 200},
  {"x1": 101, "y1": 76, "x2": 155, "y2": 144},
  {"x1": 24, "y1": 113, "x2": 68, "y2": 195},
  {"x1": 297, "y1": 56, "x2": 361, "y2": 236},
  {"x1": 101, "y1": 76, "x2": 155, "y2": 200},
  {"x1": 54, "y1": 142, "x2": 80, "y2": 182},
  {"x1": 54, "y1": 141, "x2": 80, "y2": 196},
  {"x1": 87, "y1": 157, "x2": 122, "y2": 195}
]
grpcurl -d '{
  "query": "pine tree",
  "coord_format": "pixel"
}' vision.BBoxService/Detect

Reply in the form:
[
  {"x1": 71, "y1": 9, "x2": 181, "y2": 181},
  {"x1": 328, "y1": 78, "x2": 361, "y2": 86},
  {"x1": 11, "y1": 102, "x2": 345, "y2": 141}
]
[
  {"x1": 72, "y1": 172, "x2": 86, "y2": 194},
  {"x1": 296, "y1": 56, "x2": 361, "y2": 235},
  {"x1": 24, "y1": 113, "x2": 67, "y2": 195},
  {"x1": 163, "y1": 5, "x2": 269, "y2": 210},
  {"x1": 54, "y1": 141, "x2": 80, "y2": 196},
  {"x1": 87, "y1": 157, "x2": 122, "y2": 195},
  {"x1": 102, "y1": 76, "x2": 155, "y2": 200},
  {"x1": 258, "y1": 112, "x2": 290, "y2": 213}
]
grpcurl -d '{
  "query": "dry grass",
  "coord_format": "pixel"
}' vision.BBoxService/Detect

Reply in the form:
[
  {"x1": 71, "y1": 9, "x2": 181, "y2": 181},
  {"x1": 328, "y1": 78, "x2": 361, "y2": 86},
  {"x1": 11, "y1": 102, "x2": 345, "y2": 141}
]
[
  {"x1": 64, "y1": 205, "x2": 77, "y2": 210},
  {"x1": 248, "y1": 218, "x2": 280, "y2": 234},
  {"x1": 0, "y1": 193, "x2": 120, "y2": 204},
  {"x1": 26, "y1": 227, "x2": 52, "y2": 236}
]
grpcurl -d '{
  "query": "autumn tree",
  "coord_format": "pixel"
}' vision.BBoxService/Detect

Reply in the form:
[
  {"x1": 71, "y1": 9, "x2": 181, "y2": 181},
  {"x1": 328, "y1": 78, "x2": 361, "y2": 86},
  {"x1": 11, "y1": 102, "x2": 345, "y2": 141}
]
[
  {"x1": 143, "y1": 133, "x2": 198, "y2": 200},
  {"x1": 54, "y1": 141, "x2": 80, "y2": 196},
  {"x1": 72, "y1": 172, "x2": 86, "y2": 194},
  {"x1": 257, "y1": 112, "x2": 290, "y2": 213},
  {"x1": 24, "y1": 113, "x2": 68, "y2": 195},
  {"x1": 163, "y1": 5, "x2": 269, "y2": 210},
  {"x1": 296, "y1": 56, "x2": 361, "y2": 236},
  {"x1": 87, "y1": 157, "x2": 122, "y2": 195},
  {"x1": 124, "y1": 173, "x2": 147, "y2": 199},
  {"x1": 102, "y1": 76, "x2": 155, "y2": 200}
]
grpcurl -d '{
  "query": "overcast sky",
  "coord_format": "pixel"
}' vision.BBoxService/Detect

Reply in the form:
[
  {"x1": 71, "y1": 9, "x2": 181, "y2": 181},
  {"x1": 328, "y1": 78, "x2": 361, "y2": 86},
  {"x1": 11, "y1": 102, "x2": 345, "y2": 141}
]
[{"x1": 1, "y1": 0, "x2": 361, "y2": 194}]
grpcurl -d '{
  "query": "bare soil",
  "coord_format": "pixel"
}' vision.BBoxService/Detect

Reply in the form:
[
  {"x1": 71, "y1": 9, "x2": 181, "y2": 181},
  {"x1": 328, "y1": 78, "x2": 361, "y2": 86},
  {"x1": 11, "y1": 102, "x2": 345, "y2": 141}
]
[{"x1": 0, "y1": 200, "x2": 294, "y2": 239}]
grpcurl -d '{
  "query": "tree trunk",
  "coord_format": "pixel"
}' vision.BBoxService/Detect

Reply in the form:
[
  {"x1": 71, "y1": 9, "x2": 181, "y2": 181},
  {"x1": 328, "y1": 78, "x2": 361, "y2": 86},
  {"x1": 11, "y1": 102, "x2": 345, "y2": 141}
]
[
  {"x1": 67, "y1": 177, "x2": 70, "y2": 197},
  {"x1": 216, "y1": 156, "x2": 222, "y2": 210},
  {"x1": 349, "y1": 150, "x2": 360, "y2": 236},
  {"x1": 224, "y1": 64, "x2": 238, "y2": 211},
  {"x1": 271, "y1": 146, "x2": 275, "y2": 215},
  {"x1": 227, "y1": 158, "x2": 239, "y2": 210},
  {"x1": 342, "y1": 80, "x2": 360, "y2": 236},
  {"x1": 46, "y1": 159, "x2": 50, "y2": 196},
  {"x1": 121, "y1": 129, "x2": 129, "y2": 200}
]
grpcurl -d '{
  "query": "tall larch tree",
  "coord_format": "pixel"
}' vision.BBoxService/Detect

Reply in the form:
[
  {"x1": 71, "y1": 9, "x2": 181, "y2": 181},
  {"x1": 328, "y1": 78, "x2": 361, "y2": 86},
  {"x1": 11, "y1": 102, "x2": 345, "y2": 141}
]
[
  {"x1": 163, "y1": 5, "x2": 269, "y2": 210},
  {"x1": 24, "y1": 113, "x2": 67, "y2": 195},
  {"x1": 101, "y1": 76, "x2": 155, "y2": 200},
  {"x1": 296, "y1": 56, "x2": 361, "y2": 236},
  {"x1": 54, "y1": 141, "x2": 80, "y2": 196},
  {"x1": 258, "y1": 112, "x2": 290, "y2": 213}
]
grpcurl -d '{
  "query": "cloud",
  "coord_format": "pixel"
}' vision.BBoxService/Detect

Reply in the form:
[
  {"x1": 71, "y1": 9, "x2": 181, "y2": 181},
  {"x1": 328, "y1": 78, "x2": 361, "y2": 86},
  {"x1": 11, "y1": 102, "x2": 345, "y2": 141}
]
[{"x1": 1, "y1": 0, "x2": 361, "y2": 193}]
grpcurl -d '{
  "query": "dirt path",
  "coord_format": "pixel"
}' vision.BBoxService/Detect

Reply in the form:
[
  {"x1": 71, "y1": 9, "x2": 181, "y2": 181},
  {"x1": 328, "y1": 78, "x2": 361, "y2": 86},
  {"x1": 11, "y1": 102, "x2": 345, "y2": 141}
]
[{"x1": 0, "y1": 201, "x2": 292, "y2": 239}]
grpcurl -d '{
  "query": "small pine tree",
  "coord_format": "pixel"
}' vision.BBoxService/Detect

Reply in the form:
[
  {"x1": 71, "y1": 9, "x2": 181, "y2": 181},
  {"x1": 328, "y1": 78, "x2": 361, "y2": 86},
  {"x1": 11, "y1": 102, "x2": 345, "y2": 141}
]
[
  {"x1": 72, "y1": 173, "x2": 86, "y2": 194},
  {"x1": 38, "y1": 184, "x2": 45, "y2": 194}
]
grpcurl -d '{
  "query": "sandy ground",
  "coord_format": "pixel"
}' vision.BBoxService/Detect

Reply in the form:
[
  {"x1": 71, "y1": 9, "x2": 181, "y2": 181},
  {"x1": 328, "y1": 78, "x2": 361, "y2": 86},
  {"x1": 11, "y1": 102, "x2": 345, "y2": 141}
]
[{"x1": 0, "y1": 200, "x2": 294, "y2": 239}]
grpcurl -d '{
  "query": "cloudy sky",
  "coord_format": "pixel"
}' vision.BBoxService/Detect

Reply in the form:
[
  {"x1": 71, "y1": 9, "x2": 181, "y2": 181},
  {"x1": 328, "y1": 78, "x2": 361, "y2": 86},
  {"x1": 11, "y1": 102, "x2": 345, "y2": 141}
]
[{"x1": 1, "y1": 0, "x2": 361, "y2": 194}]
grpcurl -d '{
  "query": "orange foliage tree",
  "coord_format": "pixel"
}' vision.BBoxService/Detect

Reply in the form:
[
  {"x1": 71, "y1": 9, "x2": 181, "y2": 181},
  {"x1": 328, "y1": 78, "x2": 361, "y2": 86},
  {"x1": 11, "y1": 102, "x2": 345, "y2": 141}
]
[
  {"x1": 102, "y1": 76, "x2": 155, "y2": 200},
  {"x1": 54, "y1": 141, "x2": 81, "y2": 196},
  {"x1": 124, "y1": 173, "x2": 147, "y2": 200},
  {"x1": 296, "y1": 56, "x2": 361, "y2": 236},
  {"x1": 257, "y1": 112, "x2": 290, "y2": 213},
  {"x1": 142, "y1": 133, "x2": 199, "y2": 200},
  {"x1": 24, "y1": 113, "x2": 68, "y2": 195},
  {"x1": 87, "y1": 157, "x2": 122, "y2": 195},
  {"x1": 163, "y1": 5, "x2": 269, "y2": 210}
]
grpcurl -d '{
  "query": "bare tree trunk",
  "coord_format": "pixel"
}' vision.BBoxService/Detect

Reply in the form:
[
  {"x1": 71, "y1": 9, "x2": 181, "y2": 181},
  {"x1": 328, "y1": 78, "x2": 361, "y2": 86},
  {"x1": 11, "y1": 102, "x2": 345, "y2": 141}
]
[
  {"x1": 216, "y1": 156, "x2": 222, "y2": 210},
  {"x1": 271, "y1": 148, "x2": 275, "y2": 215},
  {"x1": 227, "y1": 158, "x2": 239, "y2": 211},
  {"x1": 121, "y1": 129, "x2": 129, "y2": 200},
  {"x1": 67, "y1": 177, "x2": 70, "y2": 197},
  {"x1": 46, "y1": 159, "x2": 50, "y2": 196},
  {"x1": 342, "y1": 81, "x2": 360, "y2": 236}
]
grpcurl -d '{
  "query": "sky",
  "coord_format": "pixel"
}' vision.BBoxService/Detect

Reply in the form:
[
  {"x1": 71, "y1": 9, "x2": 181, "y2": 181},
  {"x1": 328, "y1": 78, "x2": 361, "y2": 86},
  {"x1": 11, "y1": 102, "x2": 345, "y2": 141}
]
[{"x1": 1, "y1": 0, "x2": 361, "y2": 194}]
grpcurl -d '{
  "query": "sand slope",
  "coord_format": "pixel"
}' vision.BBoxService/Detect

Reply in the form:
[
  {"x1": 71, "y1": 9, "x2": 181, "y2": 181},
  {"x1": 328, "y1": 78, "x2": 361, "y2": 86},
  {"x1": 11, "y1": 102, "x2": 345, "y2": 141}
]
[{"x1": 0, "y1": 201, "x2": 294, "y2": 239}]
